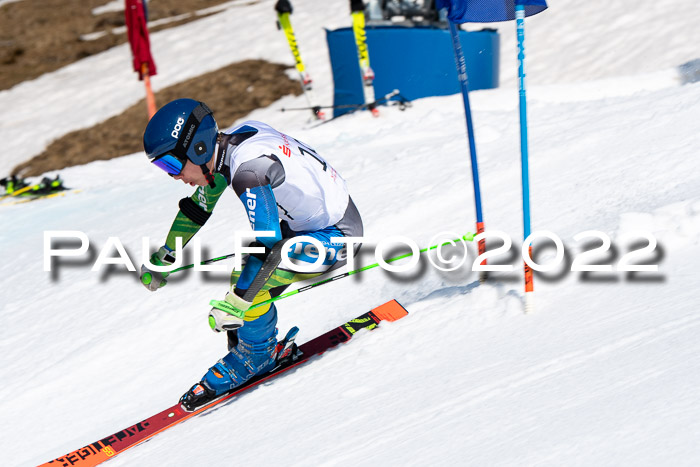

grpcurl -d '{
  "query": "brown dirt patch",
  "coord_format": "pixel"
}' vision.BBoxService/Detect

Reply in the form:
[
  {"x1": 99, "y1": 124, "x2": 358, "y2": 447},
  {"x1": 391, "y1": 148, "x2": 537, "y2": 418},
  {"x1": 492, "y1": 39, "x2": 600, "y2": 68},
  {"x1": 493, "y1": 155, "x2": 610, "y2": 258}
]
[
  {"x1": 2, "y1": 0, "x2": 301, "y2": 177},
  {"x1": 12, "y1": 59, "x2": 301, "y2": 177},
  {"x1": 0, "y1": 0, "x2": 252, "y2": 91}
]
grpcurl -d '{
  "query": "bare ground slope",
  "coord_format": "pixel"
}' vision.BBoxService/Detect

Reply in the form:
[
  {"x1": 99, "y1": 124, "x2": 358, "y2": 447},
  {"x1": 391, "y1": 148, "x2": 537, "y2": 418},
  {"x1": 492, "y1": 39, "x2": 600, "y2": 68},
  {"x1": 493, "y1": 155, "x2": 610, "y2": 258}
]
[{"x1": 2, "y1": 0, "x2": 300, "y2": 177}]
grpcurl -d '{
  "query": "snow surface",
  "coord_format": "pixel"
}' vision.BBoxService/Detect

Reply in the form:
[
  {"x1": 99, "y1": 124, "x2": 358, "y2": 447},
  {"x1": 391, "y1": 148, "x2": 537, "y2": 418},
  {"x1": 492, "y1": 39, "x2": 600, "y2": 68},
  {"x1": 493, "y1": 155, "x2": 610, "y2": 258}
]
[
  {"x1": 85, "y1": 1, "x2": 250, "y2": 41},
  {"x1": 2, "y1": 0, "x2": 700, "y2": 465},
  {"x1": 91, "y1": 0, "x2": 123, "y2": 16},
  {"x1": 0, "y1": 0, "x2": 22, "y2": 8}
]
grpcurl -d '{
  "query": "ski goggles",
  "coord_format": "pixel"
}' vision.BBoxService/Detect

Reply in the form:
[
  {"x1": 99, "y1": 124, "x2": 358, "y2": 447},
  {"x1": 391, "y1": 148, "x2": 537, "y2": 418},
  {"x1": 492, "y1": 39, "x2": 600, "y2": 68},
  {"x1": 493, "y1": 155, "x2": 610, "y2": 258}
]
[{"x1": 151, "y1": 151, "x2": 188, "y2": 176}]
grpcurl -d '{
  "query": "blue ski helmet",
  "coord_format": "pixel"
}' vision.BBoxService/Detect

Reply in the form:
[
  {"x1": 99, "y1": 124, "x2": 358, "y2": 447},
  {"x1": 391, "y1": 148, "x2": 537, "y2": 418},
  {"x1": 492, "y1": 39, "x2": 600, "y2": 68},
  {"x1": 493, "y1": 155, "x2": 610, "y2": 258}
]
[{"x1": 143, "y1": 99, "x2": 219, "y2": 182}]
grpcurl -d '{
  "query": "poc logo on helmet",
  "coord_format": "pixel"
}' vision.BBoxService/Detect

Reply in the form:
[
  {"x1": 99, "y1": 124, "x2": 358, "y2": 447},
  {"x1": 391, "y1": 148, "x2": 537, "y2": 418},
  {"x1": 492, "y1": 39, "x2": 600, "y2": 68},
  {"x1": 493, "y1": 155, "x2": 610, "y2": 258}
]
[{"x1": 171, "y1": 117, "x2": 185, "y2": 139}]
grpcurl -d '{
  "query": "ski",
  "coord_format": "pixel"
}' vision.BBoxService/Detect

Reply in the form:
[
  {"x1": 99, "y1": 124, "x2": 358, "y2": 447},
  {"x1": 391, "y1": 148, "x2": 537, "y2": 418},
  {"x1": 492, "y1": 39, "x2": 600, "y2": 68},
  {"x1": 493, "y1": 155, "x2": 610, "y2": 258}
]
[
  {"x1": 0, "y1": 174, "x2": 74, "y2": 205},
  {"x1": 40, "y1": 299, "x2": 408, "y2": 467},
  {"x1": 0, "y1": 189, "x2": 80, "y2": 207},
  {"x1": 350, "y1": 1, "x2": 378, "y2": 117},
  {"x1": 275, "y1": 0, "x2": 324, "y2": 120},
  {"x1": 0, "y1": 183, "x2": 34, "y2": 200}
]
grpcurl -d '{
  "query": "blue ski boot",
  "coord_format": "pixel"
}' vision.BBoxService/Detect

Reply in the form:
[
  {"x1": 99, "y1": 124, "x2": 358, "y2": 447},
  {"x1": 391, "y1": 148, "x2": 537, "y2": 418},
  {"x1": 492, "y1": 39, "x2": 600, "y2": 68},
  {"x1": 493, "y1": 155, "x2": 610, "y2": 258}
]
[{"x1": 180, "y1": 304, "x2": 299, "y2": 411}]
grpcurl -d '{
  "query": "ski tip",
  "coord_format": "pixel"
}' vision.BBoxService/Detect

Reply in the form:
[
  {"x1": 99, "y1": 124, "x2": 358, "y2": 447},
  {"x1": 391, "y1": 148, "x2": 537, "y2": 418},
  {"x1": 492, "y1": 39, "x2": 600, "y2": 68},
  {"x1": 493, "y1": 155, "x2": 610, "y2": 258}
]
[
  {"x1": 371, "y1": 299, "x2": 408, "y2": 322},
  {"x1": 370, "y1": 107, "x2": 380, "y2": 117}
]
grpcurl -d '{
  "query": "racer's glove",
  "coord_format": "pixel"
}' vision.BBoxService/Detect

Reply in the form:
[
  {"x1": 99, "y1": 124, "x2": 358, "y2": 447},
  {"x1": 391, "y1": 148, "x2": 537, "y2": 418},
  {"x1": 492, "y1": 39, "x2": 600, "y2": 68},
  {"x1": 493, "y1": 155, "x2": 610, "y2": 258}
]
[
  {"x1": 140, "y1": 246, "x2": 176, "y2": 291},
  {"x1": 208, "y1": 291, "x2": 253, "y2": 332}
]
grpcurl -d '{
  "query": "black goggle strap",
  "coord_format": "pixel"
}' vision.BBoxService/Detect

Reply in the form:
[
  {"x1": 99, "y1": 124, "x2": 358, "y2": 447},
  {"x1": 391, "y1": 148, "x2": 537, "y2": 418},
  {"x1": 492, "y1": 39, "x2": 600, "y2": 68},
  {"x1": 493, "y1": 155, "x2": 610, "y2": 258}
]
[
  {"x1": 200, "y1": 164, "x2": 216, "y2": 188},
  {"x1": 172, "y1": 102, "x2": 213, "y2": 160}
]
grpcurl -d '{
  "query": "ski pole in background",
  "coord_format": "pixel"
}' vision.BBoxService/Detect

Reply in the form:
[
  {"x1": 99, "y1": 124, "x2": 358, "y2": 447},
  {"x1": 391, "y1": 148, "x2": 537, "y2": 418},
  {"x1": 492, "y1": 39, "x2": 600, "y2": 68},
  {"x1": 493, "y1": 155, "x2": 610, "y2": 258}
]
[
  {"x1": 303, "y1": 90, "x2": 409, "y2": 128},
  {"x1": 436, "y1": 0, "x2": 547, "y2": 312},
  {"x1": 125, "y1": 0, "x2": 157, "y2": 119},
  {"x1": 349, "y1": 0, "x2": 379, "y2": 117},
  {"x1": 275, "y1": 0, "x2": 325, "y2": 120},
  {"x1": 280, "y1": 89, "x2": 404, "y2": 119}
]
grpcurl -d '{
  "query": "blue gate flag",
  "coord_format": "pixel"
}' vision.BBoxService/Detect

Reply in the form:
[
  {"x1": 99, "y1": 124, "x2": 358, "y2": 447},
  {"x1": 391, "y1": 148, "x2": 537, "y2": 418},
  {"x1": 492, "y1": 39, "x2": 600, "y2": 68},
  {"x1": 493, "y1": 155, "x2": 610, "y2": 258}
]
[{"x1": 436, "y1": 0, "x2": 547, "y2": 23}]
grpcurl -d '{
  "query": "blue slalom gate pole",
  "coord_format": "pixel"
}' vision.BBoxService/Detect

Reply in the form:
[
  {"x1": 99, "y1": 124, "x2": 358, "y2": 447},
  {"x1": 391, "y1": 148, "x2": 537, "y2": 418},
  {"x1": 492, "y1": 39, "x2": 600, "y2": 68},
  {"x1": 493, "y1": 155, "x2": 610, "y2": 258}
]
[
  {"x1": 516, "y1": 3, "x2": 534, "y2": 311},
  {"x1": 436, "y1": 0, "x2": 547, "y2": 309},
  {"x1": 446, "y1": 18, "x2": 486, "y2": 259}
]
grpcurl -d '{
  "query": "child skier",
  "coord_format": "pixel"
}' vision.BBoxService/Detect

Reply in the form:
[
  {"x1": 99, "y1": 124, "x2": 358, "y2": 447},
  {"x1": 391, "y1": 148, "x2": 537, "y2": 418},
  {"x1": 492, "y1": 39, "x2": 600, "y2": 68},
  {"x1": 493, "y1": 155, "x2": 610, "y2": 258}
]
[{"x1": 140, "y1": 98, "x2": 363, "y2": 410}]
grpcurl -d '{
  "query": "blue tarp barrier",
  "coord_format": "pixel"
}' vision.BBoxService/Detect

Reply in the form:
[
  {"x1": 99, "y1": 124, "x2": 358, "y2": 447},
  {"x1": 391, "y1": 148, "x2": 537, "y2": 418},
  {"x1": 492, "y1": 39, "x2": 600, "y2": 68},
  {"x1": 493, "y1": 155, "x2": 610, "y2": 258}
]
[{"x1": 326, "y1": 25, "x2": 499, "y2": 117}]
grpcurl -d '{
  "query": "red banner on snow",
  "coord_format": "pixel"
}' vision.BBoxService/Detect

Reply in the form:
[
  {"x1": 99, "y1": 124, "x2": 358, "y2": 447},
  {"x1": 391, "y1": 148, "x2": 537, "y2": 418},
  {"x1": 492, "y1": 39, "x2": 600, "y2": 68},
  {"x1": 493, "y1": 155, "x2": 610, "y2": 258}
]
[{"x1": 125, "y1": 0, "x2": 157, "y2": 79}]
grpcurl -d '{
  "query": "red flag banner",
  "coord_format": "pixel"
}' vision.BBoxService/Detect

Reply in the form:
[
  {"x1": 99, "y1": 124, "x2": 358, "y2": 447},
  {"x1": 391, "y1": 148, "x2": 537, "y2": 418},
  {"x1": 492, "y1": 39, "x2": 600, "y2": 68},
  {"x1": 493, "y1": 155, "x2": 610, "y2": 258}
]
[{"x1": 125, "y1": 0, "x2": 157, "y2": 80}]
